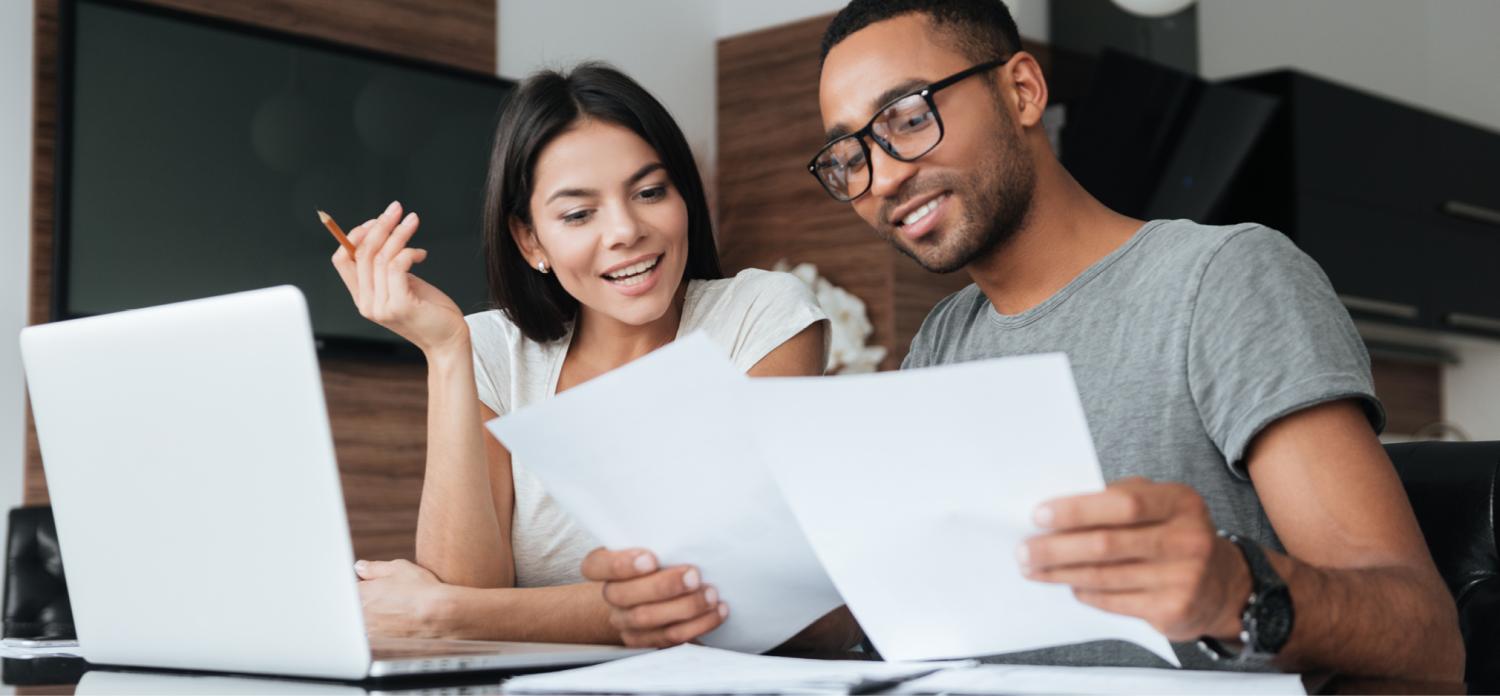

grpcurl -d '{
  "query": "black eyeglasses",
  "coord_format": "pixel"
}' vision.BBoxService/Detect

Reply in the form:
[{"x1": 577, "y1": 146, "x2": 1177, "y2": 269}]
[{"x1": 807, "y1": 57, "x2": 1010, "y2": 202}]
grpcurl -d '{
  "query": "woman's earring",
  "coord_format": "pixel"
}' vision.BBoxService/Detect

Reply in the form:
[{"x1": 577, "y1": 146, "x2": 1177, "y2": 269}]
[{"x1": 536, "y1": 260, "x2": 549, "y2": 273}]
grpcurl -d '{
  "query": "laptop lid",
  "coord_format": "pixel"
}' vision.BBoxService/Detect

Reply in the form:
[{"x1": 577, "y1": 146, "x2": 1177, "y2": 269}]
[{"x1": 21, "y1": 286, "x2": 371, "y2": 680}]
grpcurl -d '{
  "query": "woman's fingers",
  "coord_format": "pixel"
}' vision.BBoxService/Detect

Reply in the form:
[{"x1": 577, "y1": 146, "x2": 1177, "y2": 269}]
[
  {"x1": 620, "y1": 602, "x2": 729, "y2": 648},
  {"x1": 582, "y1": 539, "x2": 730, "y2": 648},
  {"x1": 358, "y1": 201, "x2": 402, "y2": 312},
  {"x1": 331, "y1": 204, "x2": 464, "y2": 352},
  {"x1": 347, "y1": 222, "x2": 375, "y2": 307},
  {"x1": 378, "y1": 211, "x2": 421, "y2": 264},
  {"x1": 600, "y1": 566, "x2": 703, "y2": 609},
  {"x1": 348, "y1": 221, "x2": 374, "y2": 246},
  {"x1": 610, "y1": 585, "x2": 720, "y2": 633},
  {"x1": 385, "y1": 248, "x2": 428, "y2": 303},
  {"x1": 582, "y1": 548, "x2": 659, "y2": 583},
  {"x1": 354, "y1": 559, "x2": 398, "y2": 581},
  {"x1": 332, "y1": 220, "x2": 374, "y2": 298},
  {"x1": 374, "y1": 212, "x2": 421, "y2": 309}
]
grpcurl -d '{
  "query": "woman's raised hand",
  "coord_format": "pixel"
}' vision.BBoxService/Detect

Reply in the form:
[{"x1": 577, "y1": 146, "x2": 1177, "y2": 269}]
[{"x1": 331, "y1": 201, "x2": 468, "y2": 356}]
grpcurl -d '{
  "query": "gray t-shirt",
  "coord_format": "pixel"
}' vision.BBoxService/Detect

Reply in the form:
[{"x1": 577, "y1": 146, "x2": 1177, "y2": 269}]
[{"x1": 902, "y1": 219, "x2": 1384, "y2": 670}]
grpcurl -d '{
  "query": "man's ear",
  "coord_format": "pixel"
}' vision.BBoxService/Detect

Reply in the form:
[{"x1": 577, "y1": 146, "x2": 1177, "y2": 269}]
[
  {"x1": 510, "y1": 216, "x2": 544, "y2": 268},
  {"x1": 1003, "y1": 52, "x2": 1050, "y2": 130}
]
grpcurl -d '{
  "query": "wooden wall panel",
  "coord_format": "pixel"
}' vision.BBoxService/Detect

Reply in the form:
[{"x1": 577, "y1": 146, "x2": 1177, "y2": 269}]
[
  {"x1": 717, "y1": 15, "x2": 896, "y2": 367},
  {"x1": 142, "y1": 0, "x2": 496, "y2": 75},
  {"x1": 25, "y1": 0, "x2": 496, "y2": 562},
  {"x1": 23, "y1": 0, "x2": 60, "y2": 526},
  {"x1": 1370, "y1": 357, "x2": 1442, "y2": 436}
]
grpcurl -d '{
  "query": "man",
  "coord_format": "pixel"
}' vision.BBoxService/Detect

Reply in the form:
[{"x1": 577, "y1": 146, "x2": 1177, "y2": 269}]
[{"x1": 582, "y1": 0, "x2": 1462, "y2": 678}]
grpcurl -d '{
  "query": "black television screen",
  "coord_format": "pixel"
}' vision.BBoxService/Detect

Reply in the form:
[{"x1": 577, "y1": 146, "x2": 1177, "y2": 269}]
[{"x1": 58, "y1": 0, "x2": 510, "y2": 353}]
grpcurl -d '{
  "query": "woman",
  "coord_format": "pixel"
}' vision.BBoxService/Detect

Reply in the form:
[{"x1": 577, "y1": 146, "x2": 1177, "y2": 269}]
[{"x1": 330, "y1": 64, "x2": 856, "y2": 649}]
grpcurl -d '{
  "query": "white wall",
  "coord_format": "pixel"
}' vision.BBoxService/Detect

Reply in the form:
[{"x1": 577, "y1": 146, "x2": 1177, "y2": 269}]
[
  {"x1": 1198, "y1": 0, "x2": 1500, "y2": 439},
  {"x1": 498, "y1": 1, "x2": 721, "y2": 176},
  {"x1": 498, "y1": 0, "x2": 1051, "y2": 185},
  {"x1": 1001, "y1": 0, "x2": 1050, "y2": 43},
  {"x1": 2, "y1": 0, "x2": 35, "y2": 515},
  {"x1": 717, "y1": 0, "x2": 1050, "y2": 42},
  {"x1": 1444, "y1": 336, "x2": 1500, "y2": 441}
]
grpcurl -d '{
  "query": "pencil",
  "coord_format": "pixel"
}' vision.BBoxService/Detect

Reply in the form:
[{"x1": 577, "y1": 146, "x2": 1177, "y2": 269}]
[{"x1": 317, "y1": 210, "x2": 358, "y2": 259}]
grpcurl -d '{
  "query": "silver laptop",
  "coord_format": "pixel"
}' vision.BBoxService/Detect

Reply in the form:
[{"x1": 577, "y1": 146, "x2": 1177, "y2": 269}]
[{"x1": 20, "y1": 286, "x2": 645, "y2": 680}]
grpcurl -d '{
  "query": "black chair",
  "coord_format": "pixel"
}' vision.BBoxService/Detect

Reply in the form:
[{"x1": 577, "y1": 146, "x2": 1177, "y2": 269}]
[
  {"x1": 2, "y1": 506, "x2": 74, "y2": 641},
  {"x1": 1386, "y1": 441, "x2": 1499, "y2": 691}
]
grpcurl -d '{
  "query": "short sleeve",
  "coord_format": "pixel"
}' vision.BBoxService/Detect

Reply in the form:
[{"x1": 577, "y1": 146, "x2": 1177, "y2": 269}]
[
  {"x1": 464, "y1": 311, "x2": 514, "y2": 416},
  {"x1": 699, "y1": 270, "x2": 830, "y2": 373},
  {"x1": 1187, "y1": 226, "x2": 1385, "y2": 477}
]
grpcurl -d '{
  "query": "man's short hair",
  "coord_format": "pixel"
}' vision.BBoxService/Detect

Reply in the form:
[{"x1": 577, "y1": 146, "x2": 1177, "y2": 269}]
[{"x1": 820, "y1": 0, "x2": 1023, "y2": 66}]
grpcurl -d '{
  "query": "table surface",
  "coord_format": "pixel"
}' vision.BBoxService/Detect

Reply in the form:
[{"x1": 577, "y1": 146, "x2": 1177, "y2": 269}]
[{"x1": 1, "y1": 654, "x2": 1471, "y2": 695}]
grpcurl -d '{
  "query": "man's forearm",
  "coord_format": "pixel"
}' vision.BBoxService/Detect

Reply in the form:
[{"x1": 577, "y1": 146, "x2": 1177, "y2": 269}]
[
  {"x1": 1262, "y1": 551, "x2": 1463, "y2": 680},
  {"x1": 435, "y1": 582, "x2": 620, "y2": 645}
]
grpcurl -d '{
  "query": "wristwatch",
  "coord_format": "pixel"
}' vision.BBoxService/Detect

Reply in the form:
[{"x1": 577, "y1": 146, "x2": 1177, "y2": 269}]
[{"x1": 1196, "y1": 532, "x2": 1295, "y2": 667}]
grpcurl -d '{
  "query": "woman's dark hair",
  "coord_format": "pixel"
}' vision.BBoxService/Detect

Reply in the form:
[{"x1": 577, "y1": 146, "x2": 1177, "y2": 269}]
[{"x1": 482, "y1": 63, "x2": 723, "y2": 343}]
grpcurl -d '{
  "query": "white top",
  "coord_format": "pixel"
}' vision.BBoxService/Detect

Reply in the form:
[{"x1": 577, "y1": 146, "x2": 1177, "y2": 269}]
[{"x1": 465, "y1": 269, "x2": 830, "y2": 587}]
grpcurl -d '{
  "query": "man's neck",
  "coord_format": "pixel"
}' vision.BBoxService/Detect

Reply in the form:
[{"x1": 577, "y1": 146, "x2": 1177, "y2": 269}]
[{"x1": 966, "y1": 157, "x2": 1144, "y2": 316}]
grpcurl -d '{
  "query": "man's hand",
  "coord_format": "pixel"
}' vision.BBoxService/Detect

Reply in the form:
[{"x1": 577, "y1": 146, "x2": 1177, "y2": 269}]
[
  {"x1": 581, "y1": 548, "x2": 727, "y2": 648},
  {"x1": 1019, "y1": 477, "x2": 1251, "y2": 642},
  {"x1": 356, "y1": 559, "x2": 455, "y2": 639}
]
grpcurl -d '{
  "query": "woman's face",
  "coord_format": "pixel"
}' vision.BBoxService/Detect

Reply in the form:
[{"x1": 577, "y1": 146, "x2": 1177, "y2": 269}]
[{"x1": 516, "y1": 119, "x2": 691, "y2": 330}]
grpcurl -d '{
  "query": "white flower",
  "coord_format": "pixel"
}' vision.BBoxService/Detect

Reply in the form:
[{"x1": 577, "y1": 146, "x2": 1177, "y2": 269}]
[{"x1": 773, "y1": 260, "x2": 888, "y2": 374}]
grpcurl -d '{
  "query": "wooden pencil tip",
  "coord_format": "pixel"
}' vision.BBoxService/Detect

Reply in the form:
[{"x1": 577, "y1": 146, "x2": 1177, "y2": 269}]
[{"x1": 316, "y1": 209, "x2": 331, "y2": 223}]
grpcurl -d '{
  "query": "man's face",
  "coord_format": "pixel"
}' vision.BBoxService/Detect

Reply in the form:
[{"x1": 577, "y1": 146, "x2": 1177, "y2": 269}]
[{"x1": 818, "y1": 14, "x2": 1035, "y2": 273}]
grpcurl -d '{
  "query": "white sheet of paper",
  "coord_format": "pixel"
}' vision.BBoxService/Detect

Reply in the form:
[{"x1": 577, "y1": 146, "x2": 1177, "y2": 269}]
[
  {"x1": 501, "y1": 644, "x2": 971, "y2": 695},
  {"x1": 888, "y1": 663, "x2": 1306, "y2": 695},
  {"x1": 486, "y1": 333, "x2": 844, "y2": 653},
  {"x1": 746, "y1": 353, "x2": 1180, "y2": 665}
]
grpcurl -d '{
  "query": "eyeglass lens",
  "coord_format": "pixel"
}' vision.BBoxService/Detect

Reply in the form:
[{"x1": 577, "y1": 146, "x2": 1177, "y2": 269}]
[{"x1": 813, "y1": 93, "x2": 942, "y2": 200}]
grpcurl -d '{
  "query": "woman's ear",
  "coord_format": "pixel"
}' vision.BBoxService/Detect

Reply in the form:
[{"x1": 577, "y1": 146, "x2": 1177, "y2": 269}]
[{"x1": 509, "y1": 216, "x2": 546, "y2": 270}]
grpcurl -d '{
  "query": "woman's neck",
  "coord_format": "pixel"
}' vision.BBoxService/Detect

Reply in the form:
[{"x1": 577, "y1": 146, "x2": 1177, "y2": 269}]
[{"x1": 567, "y1": 283, "x2": 688, "y2": 375}]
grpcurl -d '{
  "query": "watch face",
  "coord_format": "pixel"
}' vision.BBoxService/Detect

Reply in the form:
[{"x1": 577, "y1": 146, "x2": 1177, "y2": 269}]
[{"x1": 1250, "y1": 586, "x2": 1295, "y2": 651}]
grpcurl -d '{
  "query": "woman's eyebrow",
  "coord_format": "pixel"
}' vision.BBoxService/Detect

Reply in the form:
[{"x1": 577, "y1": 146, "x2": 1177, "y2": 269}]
[
  {"x1": 625, "y1": 162, "x2": 665, "y2": 187},
  {"x1": 545, "y1": 163, "x2": 665, "y2": 204},
  {"x1": 545, "y1": 186, "x2": 597, "y2": 204}
]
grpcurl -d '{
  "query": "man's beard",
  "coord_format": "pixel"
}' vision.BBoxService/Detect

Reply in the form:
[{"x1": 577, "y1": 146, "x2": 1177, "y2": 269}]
[{"x1": 885, "y1": 124, "x2": 1036, "y2": 274}]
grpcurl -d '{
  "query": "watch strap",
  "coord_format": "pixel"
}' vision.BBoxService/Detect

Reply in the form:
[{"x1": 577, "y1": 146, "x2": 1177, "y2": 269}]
[
  {"x1": 1231, "y1": 533, "x2": 1282, "y2": 597},
  {"x1": 1195, "y1": 532, "x2": 1289, "y2": 666}
]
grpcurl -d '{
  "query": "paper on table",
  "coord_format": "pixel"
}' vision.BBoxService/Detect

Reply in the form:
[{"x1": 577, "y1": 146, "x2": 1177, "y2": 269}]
[
  {"x1": 888, "y1": 664, "x2": 1305, "y2": 695},
  {"x1": 747, "y1": 353, "x2": 1181, "y2": 665},
  {"x1": 486, "y1": 333, "x2": 844, "y2": 653},
  {"x1": 501, "y1": 643, "x2": 972, "y2": 695}
]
